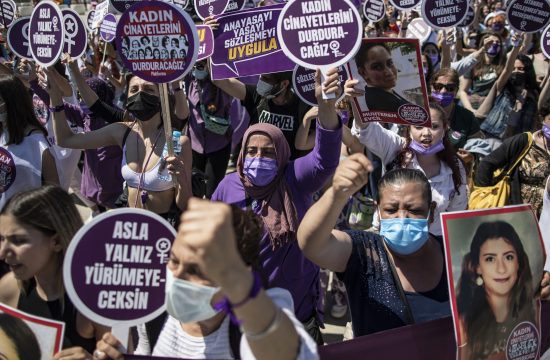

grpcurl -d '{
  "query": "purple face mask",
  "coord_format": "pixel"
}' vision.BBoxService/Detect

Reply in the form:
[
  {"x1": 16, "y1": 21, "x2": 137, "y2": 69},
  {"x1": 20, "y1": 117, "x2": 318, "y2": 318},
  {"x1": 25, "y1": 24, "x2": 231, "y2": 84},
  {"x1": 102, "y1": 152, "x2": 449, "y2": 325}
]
[
  {"x1": 431, "y1": 91, "x2": 454, "y2": 107},
  {"x1": 409, "y1": 139, "x2": 445, "y2": 155},
  {"x1": 487, "y1": 43, "x2": 501, "y2": 57},
  {"x1": 243, "y1": 157, "x2": 278, "y2": 186},
  {"x1": 543, "y1": 124, "x2": 550, "y2": 139},
  {"x1": 491, "y1": 22, "x2": 504, "y2": 32}
]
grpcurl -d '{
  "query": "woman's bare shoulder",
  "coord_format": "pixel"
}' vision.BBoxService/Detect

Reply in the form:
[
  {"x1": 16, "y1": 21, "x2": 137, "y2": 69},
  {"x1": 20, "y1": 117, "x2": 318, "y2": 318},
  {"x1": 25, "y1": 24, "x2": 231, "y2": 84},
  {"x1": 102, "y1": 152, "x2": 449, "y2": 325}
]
[{"x1": 0, "y1": 272, "x2": 21, "y2": 308}]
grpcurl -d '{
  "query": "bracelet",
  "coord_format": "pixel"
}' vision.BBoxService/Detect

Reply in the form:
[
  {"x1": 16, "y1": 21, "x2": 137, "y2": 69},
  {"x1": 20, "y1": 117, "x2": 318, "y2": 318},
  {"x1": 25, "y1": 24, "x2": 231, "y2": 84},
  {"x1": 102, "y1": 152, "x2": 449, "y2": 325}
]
[
  {"x1": 244, "y1": 307, "x2": 283, "y2": 341},
  {"x1": 213, "y1": 271, "x2": 262, "y2": 325},
  {"x1": 49, "y1": 104, "x2": 65, "y2": 113}
]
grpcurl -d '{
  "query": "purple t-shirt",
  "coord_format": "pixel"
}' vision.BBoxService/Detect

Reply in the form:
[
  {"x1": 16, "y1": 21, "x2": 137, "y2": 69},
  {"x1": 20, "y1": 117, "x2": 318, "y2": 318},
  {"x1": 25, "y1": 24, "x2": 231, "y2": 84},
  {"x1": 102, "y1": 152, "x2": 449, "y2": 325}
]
[{"x1": 212, "y1": 122, "x2": 342, "y2": 322}]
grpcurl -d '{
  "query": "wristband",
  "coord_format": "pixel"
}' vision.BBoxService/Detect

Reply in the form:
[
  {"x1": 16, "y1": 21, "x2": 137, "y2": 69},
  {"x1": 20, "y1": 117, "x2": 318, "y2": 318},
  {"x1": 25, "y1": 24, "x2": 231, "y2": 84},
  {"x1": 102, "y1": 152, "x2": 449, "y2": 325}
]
[
  {"x1": 213, "y1": 271, "x2": 262, "y2": 325},
  {"x1": 49, "y1": 104, "x2": 65, "y2": 113}
]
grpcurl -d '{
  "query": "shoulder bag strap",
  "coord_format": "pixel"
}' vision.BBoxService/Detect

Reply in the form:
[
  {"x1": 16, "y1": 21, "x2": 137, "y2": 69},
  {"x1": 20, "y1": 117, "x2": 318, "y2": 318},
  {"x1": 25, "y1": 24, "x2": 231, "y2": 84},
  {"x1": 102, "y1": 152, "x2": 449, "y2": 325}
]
[{"x1": 504, "y1": 132, "x2": 533, "y2": 177}]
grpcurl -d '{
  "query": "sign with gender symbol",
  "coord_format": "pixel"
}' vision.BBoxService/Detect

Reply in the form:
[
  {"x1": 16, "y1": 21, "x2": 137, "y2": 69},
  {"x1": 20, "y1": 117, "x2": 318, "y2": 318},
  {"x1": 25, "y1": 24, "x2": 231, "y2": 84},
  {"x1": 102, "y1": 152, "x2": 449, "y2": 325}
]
[
  {"x1": 62, "y1": 9, "x2": 88, "y2": 59},
  {"x1": 86, "y1": 10, "x2": 96, "y2": 31},
  {"x1": 100, "y1": 13, "x2": 117, "y2": 42},
  {"x1": 194, "y1": 0, "x2": 231, "y2": 20},
  {"x1": 0, "y1": 0, "x2": 16, "y2": 28},
  {"x1": 29, "y1": 1, "x2": 65, "y2": 68},
  {"x1": 421, "y1": 0, "x2": 469, "y2": 29},
  {"x1": 389, "y1": 0, "x2": 422, "y2": 11},
  {"x1": 7, "y1": 17, "x2": 32, "y2": 60},
  {"x1": 506, "y1": 0, "x2": 550, "y2": 33},
  {"x1": 542, "y1": 24, "x2": 550, "y2": 59},
  {"x1": 226, "y1": 0, "x2": 246, "y2": 12}
]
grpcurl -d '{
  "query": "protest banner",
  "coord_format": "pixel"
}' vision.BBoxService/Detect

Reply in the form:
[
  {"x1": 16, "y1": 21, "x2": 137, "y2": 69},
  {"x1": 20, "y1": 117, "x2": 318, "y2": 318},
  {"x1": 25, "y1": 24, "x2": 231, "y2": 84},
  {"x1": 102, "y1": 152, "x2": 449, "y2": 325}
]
[
  {"x1": 292, "y1": 64, "x2": 349, "y2": 106},
  {"x1": 86, "y1": 10, "x2": 95, "y2": 31},
  {"x1": 29, "y1": 1, "x2": 65, "y2": 68},
  {"x1": 210, "y1": 4, "x2": 294, "y2": 80},
  {"x1": 542, "y1": 23, "x2": 550, "y2": 59},
  {"x1": 226, "y1": 0, "x2": 247, "y2": 13},
  {"x1": 421, "y1": 0, "x2": 469, "y2": 29},
  {"x1": 346, "y1": 38, "x2": 431, "y2": 127},
  {"x1": 63, "y1": 208, "x2": 177, "y2": 347},
  {"x1": 441, "y1": 205, "x2": 546, "y2": 360},
  {"x1": 62, "y1": 9, "x2": 88, "y2": 59},
  {"x1": 459, "y1": 4, "x2": 475, "y2": 26},
  {"x1": 100, "y1": 13, "x2": 117, "y2": 42},
  {"x1": 389, "y1": 0, "x2": 421, "y2": 11},
  {"x1": 197, "y1": 24, "x2": 215, "y2": 60},
  {"x1": 92, "y1": 0, "x2": 110, "y2": 29},
  {"x1": 0, "y1": 303, "x2": 65, "y2": 359},
  {"x1": 506, "y1": 0, "x2": 550, "y2": 33},
  {"x1": 7, "y1": 17, "x2": 32, "y2": 60},
  {"x1": 363, "y1": 0, "x2": 386, "y2": 23},
  {"x1": 165, "y1": 0, "x2": 190, "y2": 10},
  {"x1": 405, "y1": 17, "x2": 432, "y2": 43},
  {"x1": 0, "y1": 0, "x2": 16, "y2": 28},
  {"x1": 194, "y1": 0, "x2": 231, "y2": 20}
]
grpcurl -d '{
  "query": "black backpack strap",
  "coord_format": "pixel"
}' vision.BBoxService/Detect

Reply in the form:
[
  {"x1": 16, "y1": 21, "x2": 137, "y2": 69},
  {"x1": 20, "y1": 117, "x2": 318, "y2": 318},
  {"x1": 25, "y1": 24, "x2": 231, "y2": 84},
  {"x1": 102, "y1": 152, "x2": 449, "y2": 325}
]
[
  {"x1": 145, "y1": 312, "x2": 169, "y2": 352},
  {"x1": 229, "y1": 321, "x2": 242, "y2": 359}
]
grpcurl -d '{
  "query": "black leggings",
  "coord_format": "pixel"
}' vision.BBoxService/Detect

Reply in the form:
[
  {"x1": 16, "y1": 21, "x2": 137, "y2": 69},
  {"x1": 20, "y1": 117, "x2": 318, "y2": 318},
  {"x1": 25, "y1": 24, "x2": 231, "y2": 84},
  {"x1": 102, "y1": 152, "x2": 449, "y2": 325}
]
[{"x1": 192, "y1": 144, "x2": 232, "y2": 198}]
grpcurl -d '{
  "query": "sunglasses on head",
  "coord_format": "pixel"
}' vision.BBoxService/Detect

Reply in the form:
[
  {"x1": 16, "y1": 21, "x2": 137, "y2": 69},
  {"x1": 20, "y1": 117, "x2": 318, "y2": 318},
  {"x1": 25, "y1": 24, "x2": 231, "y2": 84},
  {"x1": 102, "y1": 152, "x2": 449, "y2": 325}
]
[{"x1": 433, "y1": 83, "x2": 457, "y2": 92}]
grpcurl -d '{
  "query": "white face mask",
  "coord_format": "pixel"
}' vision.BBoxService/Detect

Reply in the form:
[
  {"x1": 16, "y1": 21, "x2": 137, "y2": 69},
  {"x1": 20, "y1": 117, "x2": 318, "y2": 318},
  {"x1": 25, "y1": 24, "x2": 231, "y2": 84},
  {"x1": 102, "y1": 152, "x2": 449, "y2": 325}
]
[
  {"x1": 165, "y1": 269, "x2": 220, "y2": 323},
  {"x1": 256, "y1": 79, "x2": 274, "y2": 97}
]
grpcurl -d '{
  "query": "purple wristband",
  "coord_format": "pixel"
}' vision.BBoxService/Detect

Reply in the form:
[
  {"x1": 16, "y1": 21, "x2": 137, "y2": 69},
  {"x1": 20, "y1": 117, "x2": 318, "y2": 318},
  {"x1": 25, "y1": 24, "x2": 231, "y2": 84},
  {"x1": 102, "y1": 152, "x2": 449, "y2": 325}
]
[{"x1": 213, "y1": 272, "x2": 262, "y2": 325}]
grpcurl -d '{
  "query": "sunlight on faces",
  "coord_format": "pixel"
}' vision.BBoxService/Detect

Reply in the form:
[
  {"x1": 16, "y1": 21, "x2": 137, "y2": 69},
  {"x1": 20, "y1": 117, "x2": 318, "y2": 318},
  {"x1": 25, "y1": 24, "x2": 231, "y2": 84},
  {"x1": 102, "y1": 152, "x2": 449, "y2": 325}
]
[
  {"x1": 409, "y1": 108, "x2": 447, "y2": 148},
  {"x1": 127, "y1": 77, "x2": 160, "y2": 98},
  {"x1": 245, "y1": 133, "x2": 276, "y2": 160},
  {"x1": 378, "y1": 182, "x2": 431, "y2": 220},
  {"x1": 476, "y1": 237, "x2": 519, "y2": 298}
]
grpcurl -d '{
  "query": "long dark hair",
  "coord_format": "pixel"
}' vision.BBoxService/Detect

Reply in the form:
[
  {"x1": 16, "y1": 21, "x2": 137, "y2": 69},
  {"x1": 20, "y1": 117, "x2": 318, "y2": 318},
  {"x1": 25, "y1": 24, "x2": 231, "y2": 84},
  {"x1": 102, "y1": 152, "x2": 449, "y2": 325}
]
[
  {"x1": 503, "y1": 54, "x2": 539, "y2": 95},
  {"x1": 394, "y1": 102, "x2": 463, "y2": 193},
  {"x1": 456, "y1": 221, "x2": 534, "y2": 359},
  {"x1": 0, "y1": 313, "x2": 41, "y2": 360},
  {"x1": 0, "y1": 75, "x2": 48, "y2": 145}
]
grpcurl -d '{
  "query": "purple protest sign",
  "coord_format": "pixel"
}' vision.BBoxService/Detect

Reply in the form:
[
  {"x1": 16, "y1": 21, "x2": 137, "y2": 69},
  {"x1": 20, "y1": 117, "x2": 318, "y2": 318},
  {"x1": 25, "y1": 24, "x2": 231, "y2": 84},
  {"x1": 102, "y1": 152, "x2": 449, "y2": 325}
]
[
  {"x1": 110, "y1": 0, "x2": 140, "y2": 13},
  {"x1": 7, "y1": 17, "x2": 32, "y2": 60},
  {"x1": 62, "y1": 9, "x2": 88, "y2": 59},
  {"x1": 542, "y1": 24, "x2": 550, "y2": 59},
  {"x1": 292, "y1": 64, "x2": 349, "y2": 106},
  {"x1": 459, "y1": 4, "x2": 475, "y2": 26},
  {"x1": 86, "y1": 10, "x2": 95, "y2": 31},
  {"x1": 194, "y1": 0, "x2": 231, "y2": 20},
  {"x1": 277, "y1": 0, "x2": 362, "y2": 69},
  {"x1": 363, "y1": 0, "x2": 386, "y2": 23},
  {"x1": 389, "y1": 0, "x2": 421, "y2": 11},
  {"x1": 100, "y1": 13, "x2": 117, "y2": 42},
  {"x1": 406, "y1": 18, "x2": 431, "y2": 43},
  {"x1": 63, "y1": 209, "x2": 176, "y2": 326},
  {"x1": 197, "y1": 25, "x2": 214, "y2": 60},
  {"x1": 29, "y1": 1, "x2": 65, "y2": 68},
  {"x1": 507, "y1": 0, "x2": 550, "y2": 33},
  {"x1": 421, "y1": 0, "x2": 469, "y2": 29},
  {"x1": 166, "y1": 0, "x2": 190, "y2": 10},
  {"x1": 226, "y1": 0, "x2": 246, "y2": 12},
  {"x1": 116, "y1": 1, "x2": 198, "y2": 84},
  {"x1": 210, "y1": 4, "x2": 294, "y2": 80},
  {"x1": 0, "y1": 0, "x2": 16, "y2": 28}
]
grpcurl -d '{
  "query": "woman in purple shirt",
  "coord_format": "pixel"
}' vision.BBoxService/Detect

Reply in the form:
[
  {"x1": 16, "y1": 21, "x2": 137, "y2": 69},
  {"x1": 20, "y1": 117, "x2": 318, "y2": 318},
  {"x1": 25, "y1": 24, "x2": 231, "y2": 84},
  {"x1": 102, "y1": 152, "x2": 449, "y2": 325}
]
[{"x1": 211, "y1": 68, "x2": 342, "y2": 344}]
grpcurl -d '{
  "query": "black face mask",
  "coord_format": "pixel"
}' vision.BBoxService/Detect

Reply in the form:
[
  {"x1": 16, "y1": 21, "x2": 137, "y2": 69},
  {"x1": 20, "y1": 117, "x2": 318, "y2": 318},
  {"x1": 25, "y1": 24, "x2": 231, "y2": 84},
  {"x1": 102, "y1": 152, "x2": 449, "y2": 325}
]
[
  {"x1": 509, "y1": 72, "x2": 526, "y2": 87},
  {"x1": 126, "y1": 91, "x2": 160, "y2": 121}
]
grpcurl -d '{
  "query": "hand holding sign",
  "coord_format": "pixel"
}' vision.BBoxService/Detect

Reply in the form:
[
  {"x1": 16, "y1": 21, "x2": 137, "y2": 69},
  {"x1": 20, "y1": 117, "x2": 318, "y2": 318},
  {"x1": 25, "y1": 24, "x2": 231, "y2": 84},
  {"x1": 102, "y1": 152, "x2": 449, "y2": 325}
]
[{"x1": 315, "y1": 67, "x2": 342, "y2": 106}]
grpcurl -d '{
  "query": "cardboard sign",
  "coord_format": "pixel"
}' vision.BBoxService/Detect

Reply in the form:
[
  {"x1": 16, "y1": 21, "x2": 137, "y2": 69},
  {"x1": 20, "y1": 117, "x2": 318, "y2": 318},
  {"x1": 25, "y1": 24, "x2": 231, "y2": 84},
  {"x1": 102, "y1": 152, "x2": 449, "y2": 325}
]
[
  {"x1": 226, "y1": 0, "x2": 246, "y2": 12},
  {"x1": 0, "y1": 0, "x2": 16, "y2": 28},
  {"x1": 506, "y1": 0, "x2": 550, "y2": 33},
  {"x1": 100, "y1": 13, "x2": 117, "y2": 42},
  {"x1": 210, "y1": 4, "x2": 294, "y2": 80},
  {"x1": 405, "y1": 18, "x2": 431, "y2": 44},
  {"x1": 0, "y1": 303, "x2": 65, "y2": 358},
  {"x1": 277, "y1": 0, "x2": 362, "y2": 70},
  {"x1": 92, "y1": 0, "x2": 109, "y2": 29},
  {"x1": 194, "y1": 0, "x2": 230, "y2": 20},
  {"x1": 7, "y1": 17, "x2": 32, "y2": 60},
  {"x1": 421, "y1": 0, "x2": 469, "y2": 29},
  {"x1": 115, "y1": 0, "x2": 199, "y2": 83},
  {"x1": 441, "y1": 205, "x2": 546, "y2": 360},
  {"x1": 86, "y1": 10, "x2": 95, "y2": 31},
  {"x1": 542, "y1": 23, "x2": 550, "y2": 59},
  {"x1": 363, "y1": 0, "x2": 386, "y2": 23},
  {"x1": 29, "y1": 1, "x2": 65, "y2": 68},
  {"x1": 63, "y1": 208, "x2": 177, "y2": 327},
  {"x1": 346, "y1": 38, "x2": 431, "y2": 127},
  {"x1": 62, "y1": 8, "x2": 88, "y2": 58},
  {"x1": 197, "y1": 24, "x2": 214, "y2": 60},
  {"x1": 292, "y1": 64, "x2": 349, "y2": 106},
  {"x1": 389, "y1": 0, "x2": 421, "y2": 11}
]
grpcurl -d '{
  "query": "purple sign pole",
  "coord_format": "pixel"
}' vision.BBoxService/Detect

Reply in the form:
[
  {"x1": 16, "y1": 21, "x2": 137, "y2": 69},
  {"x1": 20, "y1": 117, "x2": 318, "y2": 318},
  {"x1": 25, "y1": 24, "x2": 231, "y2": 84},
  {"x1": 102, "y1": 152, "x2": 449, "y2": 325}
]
[
  {"x1": 292, "y1": 64, "x2": 349, "y2": 106},
  {"x1": 62, "y1": 9, "x2": 88, "y2": 59},
  {"x1": 63, "y1": 209, "x2": 177, "y2": 347},
  {"x1": 29, "y1": 1, "x2": 65, "y2": 68},
  {"x1": 421, "y1": 0, "x2": 469, "y2": 29},
  {"x1": 7, "y1": 17, "x2": 32, "y2": 60},
  {"x1": 100, "y1": 13, "x2": 117, "y2": 42},
  {"x1": 210, "y1": 4, "x2": 295, "y2": 80},
  {"x1": 389, "y1": 0, "x2": 422, "y2": 11},
  {"x1": 363, "y1": 0, "x2": 386, "y2": 23},
  {"x1": 542, "y1": 24, "x2": 550, "y2": 59},
  {"x1": 194, "y1": 0, "x2": 231, "y2": 20},
  {"x1": 0, "y1": 0, "x2": 16, "y2": 28},
  {"x1": 506, "y1": 0, "x2": 550, "y2": 33},
  {"x1": 197, "y1": 24, "x2": 214, "y2": 60}
]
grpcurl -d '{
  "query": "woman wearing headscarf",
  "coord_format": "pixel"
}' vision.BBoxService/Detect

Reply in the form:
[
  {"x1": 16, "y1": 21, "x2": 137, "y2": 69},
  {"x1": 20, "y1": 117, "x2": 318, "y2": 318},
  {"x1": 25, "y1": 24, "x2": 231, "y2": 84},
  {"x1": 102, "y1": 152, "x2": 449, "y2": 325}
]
[{"x1": 211, "y1": 68, "x2": 342, "y2": 344}]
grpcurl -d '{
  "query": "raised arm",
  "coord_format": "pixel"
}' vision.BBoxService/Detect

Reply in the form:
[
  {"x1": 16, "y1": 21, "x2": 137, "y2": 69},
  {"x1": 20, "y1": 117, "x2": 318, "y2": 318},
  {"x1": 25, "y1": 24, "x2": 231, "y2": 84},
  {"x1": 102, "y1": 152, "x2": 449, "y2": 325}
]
[
  {"x1": 65, "y1": 55, "x2": 99, "y2": 107},
  {"x1": 495, "y1": 33, "x2": 523, "y2": 94}
]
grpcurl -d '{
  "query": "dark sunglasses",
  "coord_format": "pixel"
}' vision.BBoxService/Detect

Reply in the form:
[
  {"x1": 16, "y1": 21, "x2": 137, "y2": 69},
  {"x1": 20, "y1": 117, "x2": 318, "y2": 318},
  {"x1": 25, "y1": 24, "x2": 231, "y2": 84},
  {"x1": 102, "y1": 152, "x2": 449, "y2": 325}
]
[{"x1": 433, "y1": 83, "x2": 457, "y2": 92}]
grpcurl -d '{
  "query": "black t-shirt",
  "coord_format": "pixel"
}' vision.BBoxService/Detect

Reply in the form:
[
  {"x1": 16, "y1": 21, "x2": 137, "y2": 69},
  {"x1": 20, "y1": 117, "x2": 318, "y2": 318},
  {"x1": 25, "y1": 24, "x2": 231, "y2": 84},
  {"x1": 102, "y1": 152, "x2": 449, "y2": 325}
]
[
  {"x1": 448, "y1": 103, "x2": 480, "y2": 149},
  {"x1": 242, "y1": 84, "x2": 311, "y2": 159},
  {"x1": 364, "y1": 87, "x2": 410, "y2": 112}
]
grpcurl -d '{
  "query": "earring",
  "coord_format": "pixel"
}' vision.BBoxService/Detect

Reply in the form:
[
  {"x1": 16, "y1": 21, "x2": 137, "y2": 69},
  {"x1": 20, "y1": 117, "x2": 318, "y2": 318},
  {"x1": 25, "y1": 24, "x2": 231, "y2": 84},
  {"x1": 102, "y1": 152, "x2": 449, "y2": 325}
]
[{"x1": 476, "y1": 275, "x2": 484, "y2": 286}]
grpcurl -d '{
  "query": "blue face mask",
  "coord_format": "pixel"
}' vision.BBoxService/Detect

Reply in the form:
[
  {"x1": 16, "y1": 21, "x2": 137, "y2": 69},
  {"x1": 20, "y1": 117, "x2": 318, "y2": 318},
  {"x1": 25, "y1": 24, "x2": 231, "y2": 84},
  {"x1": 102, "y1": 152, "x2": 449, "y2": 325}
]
[
  {"x1": 379, "y1": 211, "x2": 430, "y2": 255},
  {"x1": 193, "y1": 68, "x2": 208, "y2": 80},
  {"x1": 243, "y1": 156, "x2": 278, "y2": 187}
]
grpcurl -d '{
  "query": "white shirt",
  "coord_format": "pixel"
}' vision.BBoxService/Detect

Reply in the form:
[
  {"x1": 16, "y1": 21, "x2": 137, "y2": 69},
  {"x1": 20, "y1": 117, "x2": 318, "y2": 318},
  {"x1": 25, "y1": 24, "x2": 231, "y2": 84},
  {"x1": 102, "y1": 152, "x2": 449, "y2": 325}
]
[
  {"x1": 134, "y1": 288, "x2": 319, "y2": 360},
  {"x1": 352, "y1": 121, "x2": 469, "y2": 236},
  {"x1": 538, "y1": 178, "x2": 550, "y2": 271}
]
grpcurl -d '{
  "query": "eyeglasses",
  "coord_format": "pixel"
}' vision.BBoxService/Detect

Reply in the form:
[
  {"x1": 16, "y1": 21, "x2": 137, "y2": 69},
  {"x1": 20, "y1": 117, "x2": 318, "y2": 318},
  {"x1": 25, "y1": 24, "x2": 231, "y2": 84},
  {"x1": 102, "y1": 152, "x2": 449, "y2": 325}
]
[{"x1": 433, "y1": 83, "x2": 457, "y2": 92}]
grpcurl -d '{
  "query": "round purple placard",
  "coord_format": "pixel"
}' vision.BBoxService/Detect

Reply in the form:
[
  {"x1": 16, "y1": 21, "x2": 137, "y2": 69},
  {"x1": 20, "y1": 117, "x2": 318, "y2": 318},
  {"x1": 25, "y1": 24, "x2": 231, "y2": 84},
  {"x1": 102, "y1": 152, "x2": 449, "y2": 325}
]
[
  {"x1": 398, "y1": 104, "x2": 429, "y2": 125},
  {"x1": 277, "y1": 0, "x2": 362, "y2": 69},
  {"x1": 0, "y1": 0, "x2": 16, "y2": 28},
  {"x1": 110, "y1": 0, "x2": 141, "y2": 13},
  {"x1": 62, "y1": 9, "x2": 88, "y2": 58},
  {"x1": 363, "y1": 0, "x2": 386, "y2": 23},
  {"x1": 459, "y1": 4, "x2": 475, "y2": 26},
  {"x1": 506, "y1": 0, "x2": 550, "y2": 33},
  {"x1": 86, "y1": 10, "x2": 95, "y2": 31},
  {"x1": 406, "y1": 18, "x2": 431, "y2": 43},
  {"x1": 292, "y1": 64, "x2": 349, "y2": 106},
  {"x1": 166, "y1": 0, "x2": 190, "y2": 10},
  {"x1": 100, "y1": 13, "x2": 117, "y2": 43},
  {"x1": 63, "y1": 209, "x2": 176, "y2": 325},
  {"x1": 389, "y1": 0, "x2": 421, "y2": 11},
  {"x1": 542, "y1": 24, "x2": 550, "y2": 59},
  {"x1": 115, "y1": 0, "x2": 199, "y2": 84},
  {"x1": 196, "y1": 24, "x2": 214, "y2": 60},
  {"x1": 194, "y1": 0, "x2": 231, "y2": 20},
  {"x1": 506, "y1": 322, "x2": 540, "y2": 360},
  {"x1": 421, "y1": 0, "x2": 468, "y2": 29},
  {"x1": 29, "y1": 1, "x2": 65, "y2": 68},
  {"x1": 226, "y1": 0, "x2": 246, "y2": 12},
  {"x1": 7, "y1": 17, "x2": 32, "y2": 60},
  {"x1": 0, "y1": 147, "x2": 16, "y2": 194}
]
